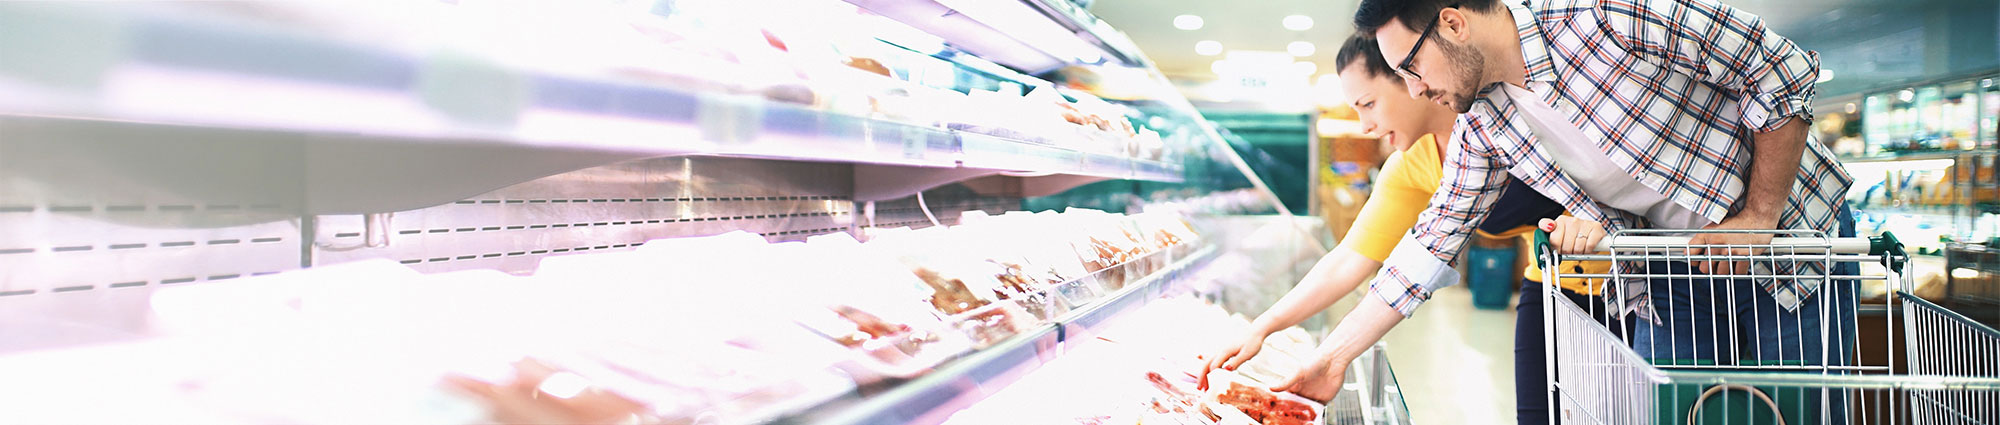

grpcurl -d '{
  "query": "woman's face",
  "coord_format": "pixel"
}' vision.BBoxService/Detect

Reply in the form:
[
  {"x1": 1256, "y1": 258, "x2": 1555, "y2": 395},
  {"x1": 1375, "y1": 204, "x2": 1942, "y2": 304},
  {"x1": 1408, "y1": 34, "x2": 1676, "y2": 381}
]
[{"x1": 1338, "y1": 64, "x2": 1448, "y2": 152}]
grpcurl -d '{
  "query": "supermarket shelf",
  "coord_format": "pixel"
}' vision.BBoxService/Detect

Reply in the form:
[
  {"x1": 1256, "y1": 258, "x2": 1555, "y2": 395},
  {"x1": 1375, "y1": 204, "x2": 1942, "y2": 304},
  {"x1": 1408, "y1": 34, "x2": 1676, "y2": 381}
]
[
  {"x1": 1018, "y1": 0, "x2": 1152, "y2": 67},
  {"x1": 1838, "y1": 150, "x2": 1984, "y2": 163},
  {"x1": 1059, "y1": 244, "x2": 1219, "y2": 343},
  {"x1": 0, "y1": 4, "x2": 1181, "y2": 214},
  {"x1": 1855, "y1": 205, "x2": 1963, "y2": 216},
  {"x1": 842, "y1": 0, "x2": 1147, "y2": 73},
  {"x1": 788, "y1": 243, "x2": 1220, "y2": 425}
]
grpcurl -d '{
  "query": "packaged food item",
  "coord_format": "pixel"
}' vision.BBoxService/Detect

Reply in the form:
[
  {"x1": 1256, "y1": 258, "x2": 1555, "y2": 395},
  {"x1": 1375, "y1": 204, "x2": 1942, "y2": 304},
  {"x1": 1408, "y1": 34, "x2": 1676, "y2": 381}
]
[
  {"x1": 442, "y1": 358, "x2": 651, "y2": 425},
  {"x1": 1142, "y1": 371, "x2": 1225, "y2": 424},
  {"x1": 1201, "y1": 370, "x2": 1323, "y2": 425}
]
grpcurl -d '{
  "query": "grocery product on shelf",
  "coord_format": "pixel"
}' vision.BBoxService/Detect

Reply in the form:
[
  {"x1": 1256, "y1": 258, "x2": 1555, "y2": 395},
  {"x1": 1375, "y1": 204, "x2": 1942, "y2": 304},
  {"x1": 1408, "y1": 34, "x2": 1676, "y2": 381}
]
[
  {"x1": 941, "y1": 296, "x2": 1328, "y2": 425},
  {"x1": 0, "y1": 209, "x2": 1205, "y2": 425},
  {"x1": 1207, "y1": 373, "x2": 1320, "y2": 425}
]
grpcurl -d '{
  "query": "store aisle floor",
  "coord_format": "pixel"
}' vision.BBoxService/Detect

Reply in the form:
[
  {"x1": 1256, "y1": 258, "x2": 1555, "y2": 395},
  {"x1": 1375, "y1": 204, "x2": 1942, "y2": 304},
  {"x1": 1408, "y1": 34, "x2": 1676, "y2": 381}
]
[{"x1": 1380, "y1": 284, "x2": 1517, "y2": 424}]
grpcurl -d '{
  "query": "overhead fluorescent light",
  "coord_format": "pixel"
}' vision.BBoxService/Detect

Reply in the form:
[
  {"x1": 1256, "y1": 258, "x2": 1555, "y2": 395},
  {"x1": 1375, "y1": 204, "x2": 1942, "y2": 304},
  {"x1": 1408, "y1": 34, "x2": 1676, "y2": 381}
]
[
  {"x1": 1287, "y1": 41, "x2": 1315, "y2": 57},
  {"x1": 1817, "y1": 69, "x2": 1834, "y2": 83},
  {"x1": 1283, "y1": 15, "x2": 1313, "y2": 31},
  {"x1": 1174, "y1": 14, "x2": 1204, "y2": 30},
  {"x1": 1292, "y1": 61, "x2": 1317, "y2": 75},
  {"x1": 1196, "y1": 40, "x2": 1223, "y2": 56}
]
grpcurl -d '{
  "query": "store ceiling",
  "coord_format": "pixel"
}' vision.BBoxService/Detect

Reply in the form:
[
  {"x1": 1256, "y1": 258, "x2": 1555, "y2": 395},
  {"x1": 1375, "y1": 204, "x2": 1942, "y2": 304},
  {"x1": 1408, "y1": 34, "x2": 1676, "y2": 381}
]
[
  {"x1": 1089, "y1": 0, "x2": 1356, "y2": 80},
  {"x1": 1087, "y1": 0, "x2": 1963, "y2": 85}
]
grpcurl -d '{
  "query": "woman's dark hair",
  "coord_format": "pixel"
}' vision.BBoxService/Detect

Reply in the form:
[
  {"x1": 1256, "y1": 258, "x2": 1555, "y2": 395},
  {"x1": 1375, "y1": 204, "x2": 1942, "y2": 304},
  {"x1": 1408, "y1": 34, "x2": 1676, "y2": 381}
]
[{"x1": 1334, "y1": 35, "x2": 1399, "y2": 80}]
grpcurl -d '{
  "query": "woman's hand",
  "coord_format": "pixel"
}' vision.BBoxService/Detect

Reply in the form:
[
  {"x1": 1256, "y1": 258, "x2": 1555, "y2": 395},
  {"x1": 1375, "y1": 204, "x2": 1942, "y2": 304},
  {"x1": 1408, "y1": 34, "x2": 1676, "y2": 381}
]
[
  {"x1": 1541, "y1": 216, "x2": 1606, "y2": 255},
  {"x1": 1199, "y1": 329, "x2": 1271, "y2": 390}
]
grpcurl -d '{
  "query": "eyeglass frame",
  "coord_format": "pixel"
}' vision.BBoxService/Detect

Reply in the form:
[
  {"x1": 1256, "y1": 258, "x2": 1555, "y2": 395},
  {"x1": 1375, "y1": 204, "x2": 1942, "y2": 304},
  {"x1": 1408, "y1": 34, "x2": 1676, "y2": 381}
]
[{"x1": 1394, "y1": 4, "x2": 1457, "y2": 81}]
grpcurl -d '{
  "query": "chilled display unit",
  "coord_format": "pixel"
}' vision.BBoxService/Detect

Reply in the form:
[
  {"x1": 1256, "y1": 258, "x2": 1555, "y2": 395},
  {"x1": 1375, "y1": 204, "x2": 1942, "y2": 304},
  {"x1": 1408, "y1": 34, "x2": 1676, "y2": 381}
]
[{"x1": 0, "y1": 1, "x2": 1404, "y2": 424}]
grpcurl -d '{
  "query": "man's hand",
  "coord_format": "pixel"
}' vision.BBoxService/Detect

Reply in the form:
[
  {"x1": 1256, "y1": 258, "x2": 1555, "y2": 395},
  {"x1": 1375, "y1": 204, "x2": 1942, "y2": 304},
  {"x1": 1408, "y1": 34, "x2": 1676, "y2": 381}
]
[
  {"x1": 1270, "y1": 348, "x2": 1348, "y2": 403},
  {"x1": 1199, "y1": 330, "x2": 1271, "y2": 390},
  {"x1": 1692, "y1": 115, "x2": 1805, "y2": 275},
  {"x1": 1687, "y1": 214, "x2": 1778, "y2": 275}
]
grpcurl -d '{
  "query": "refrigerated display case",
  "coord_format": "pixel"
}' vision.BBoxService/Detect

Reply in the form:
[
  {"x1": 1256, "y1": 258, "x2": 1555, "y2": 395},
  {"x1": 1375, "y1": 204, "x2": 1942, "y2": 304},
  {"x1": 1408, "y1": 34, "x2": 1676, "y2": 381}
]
[
  {"x1": 1982, "y1": 78, "x2": 2000, "y2": 150},
  {"x1": 0, "y1": 1, "x2": 1398, "y2": 424},
  {"x1": 1833, "y1": 71, "x2": 2000, "y2": 312},
  {"x1": 1943, "y1": 81, "x2": 1981, "y2": 151}
]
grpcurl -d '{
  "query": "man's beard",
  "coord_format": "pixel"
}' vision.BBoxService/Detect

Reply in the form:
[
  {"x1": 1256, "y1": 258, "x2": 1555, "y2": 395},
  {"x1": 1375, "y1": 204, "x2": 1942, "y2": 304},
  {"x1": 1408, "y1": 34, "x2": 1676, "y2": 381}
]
[{"x1": 1428, "y1": 38, "x2": 1485, "y2": 114}]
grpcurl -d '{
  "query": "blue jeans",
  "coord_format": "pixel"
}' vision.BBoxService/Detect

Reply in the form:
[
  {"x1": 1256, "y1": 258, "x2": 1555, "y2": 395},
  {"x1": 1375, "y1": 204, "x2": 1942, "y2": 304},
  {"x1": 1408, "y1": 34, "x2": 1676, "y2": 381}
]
[
  {"x1": 1631, "y1": 205, "x2": 1858, "y2": 366},
  {"x1": 1630, "y1": 206, "x2": 1859, "y2": 424}
]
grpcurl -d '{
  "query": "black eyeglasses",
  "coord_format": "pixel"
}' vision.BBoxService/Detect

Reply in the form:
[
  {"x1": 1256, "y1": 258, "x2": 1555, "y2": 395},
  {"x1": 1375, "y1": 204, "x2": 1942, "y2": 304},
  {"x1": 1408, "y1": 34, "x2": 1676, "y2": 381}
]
[{"x1": 1395, "y1": 5, "x2": 1455, "y2": 81}]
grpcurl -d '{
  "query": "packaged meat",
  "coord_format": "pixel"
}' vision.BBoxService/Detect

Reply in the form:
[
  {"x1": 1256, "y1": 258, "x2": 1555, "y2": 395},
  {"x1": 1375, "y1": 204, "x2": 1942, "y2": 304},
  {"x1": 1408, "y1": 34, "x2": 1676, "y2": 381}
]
[{"x1": 1200, "y1": 370, "x2": 1323, "y2": 425}]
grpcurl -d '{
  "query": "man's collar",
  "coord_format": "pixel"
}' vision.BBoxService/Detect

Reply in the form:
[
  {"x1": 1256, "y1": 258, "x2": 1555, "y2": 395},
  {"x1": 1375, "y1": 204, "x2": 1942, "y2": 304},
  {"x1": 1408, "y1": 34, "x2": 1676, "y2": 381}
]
[{"x1": 1511, "y1": 0, "x2": 1557, "y2": 83}]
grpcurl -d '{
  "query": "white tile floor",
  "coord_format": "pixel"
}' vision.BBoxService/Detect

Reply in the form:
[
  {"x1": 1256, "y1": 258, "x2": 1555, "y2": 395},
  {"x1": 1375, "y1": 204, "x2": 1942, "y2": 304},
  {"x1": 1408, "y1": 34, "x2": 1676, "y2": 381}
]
[{"x1": 1379, "y1": 284, "x2": 1520, "y2": 425}]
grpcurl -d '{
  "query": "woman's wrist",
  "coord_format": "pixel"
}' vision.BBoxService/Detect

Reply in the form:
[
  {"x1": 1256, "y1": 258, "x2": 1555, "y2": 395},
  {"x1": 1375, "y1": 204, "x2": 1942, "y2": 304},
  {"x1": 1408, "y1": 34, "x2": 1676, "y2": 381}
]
[{"x1": 1249, "y1": 315, "x2": 1284, "y2": 336}]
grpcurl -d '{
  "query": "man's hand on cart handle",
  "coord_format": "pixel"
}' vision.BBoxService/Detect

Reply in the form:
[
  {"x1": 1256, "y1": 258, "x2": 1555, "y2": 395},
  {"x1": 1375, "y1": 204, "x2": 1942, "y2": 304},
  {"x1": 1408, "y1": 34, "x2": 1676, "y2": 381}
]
[
  {"x1": 1686, "y1": 214, "x2": 1778, "y2": 276},
  {"x1": 1540, "y1": 216, "x2": 1607, "y2": 255},
  {"x1": 1198, "y1": 330, "x2": 1271, "y2": 390}
]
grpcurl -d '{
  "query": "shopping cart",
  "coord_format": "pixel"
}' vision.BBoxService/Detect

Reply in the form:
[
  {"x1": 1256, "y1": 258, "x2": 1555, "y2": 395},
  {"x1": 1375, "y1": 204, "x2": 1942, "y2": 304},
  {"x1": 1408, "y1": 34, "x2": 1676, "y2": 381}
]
[
  {"x1": 1534, "y1": 228, "x2": 2000, "y2": 425},
  {"x1": 1903, "y1": 294, "x2": 2000, "y2": 423}
]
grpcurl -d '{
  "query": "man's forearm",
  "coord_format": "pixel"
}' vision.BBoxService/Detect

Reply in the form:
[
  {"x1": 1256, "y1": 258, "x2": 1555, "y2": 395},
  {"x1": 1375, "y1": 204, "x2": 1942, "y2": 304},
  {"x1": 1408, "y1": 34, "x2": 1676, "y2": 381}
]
[
  {"x1": 1251, "y1": 248, "x2": 1382, "y2": 334},
  {"x1": 1316, "y1": 291, "x2": 1405, "y2": 366},
  {"x1": 1739, "y1": 116, "x2": 1809, "y2": 223}
]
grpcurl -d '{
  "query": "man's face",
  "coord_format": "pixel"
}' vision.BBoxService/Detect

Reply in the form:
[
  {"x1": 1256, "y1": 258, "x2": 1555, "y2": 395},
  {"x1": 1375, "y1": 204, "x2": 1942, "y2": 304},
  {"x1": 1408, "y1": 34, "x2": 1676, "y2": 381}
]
[{"x1": 1374, "y1": 13, "x2": 1487, "y2": 113}]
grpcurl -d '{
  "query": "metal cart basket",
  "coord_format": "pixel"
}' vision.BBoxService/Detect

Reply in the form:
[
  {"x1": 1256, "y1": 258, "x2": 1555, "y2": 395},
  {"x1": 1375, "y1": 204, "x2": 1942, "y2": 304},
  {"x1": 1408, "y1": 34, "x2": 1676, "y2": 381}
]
[{"x1": 1534, "y1": 229, "x2": 2000, "y2": 424}]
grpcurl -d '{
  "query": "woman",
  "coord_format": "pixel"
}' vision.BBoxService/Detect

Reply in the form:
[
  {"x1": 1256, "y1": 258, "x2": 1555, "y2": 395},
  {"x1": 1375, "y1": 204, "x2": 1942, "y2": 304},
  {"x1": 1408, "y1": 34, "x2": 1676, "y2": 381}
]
[{"x1": 1199, "y1": 35, "x2": 1612, "y2": 425}]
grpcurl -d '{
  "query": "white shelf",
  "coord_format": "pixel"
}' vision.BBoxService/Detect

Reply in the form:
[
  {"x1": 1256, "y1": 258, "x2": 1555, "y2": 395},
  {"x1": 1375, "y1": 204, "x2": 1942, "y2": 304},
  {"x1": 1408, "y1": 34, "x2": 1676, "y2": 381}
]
[{"x1": 0, "y1": 4, "x2": 1183, "y2": 214}]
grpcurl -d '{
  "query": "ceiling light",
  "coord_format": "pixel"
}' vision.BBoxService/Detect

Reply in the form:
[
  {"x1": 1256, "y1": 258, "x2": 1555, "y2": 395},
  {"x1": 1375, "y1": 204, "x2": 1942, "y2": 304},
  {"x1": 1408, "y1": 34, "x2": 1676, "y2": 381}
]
[
  {"x1": 1211, "y1": 59, "x2": 1232, "y2": 75},
  {"x1": 1846, "y1": 103, "x2": 1857, "y2": 114},
  {"x1": 1196, "y1": 40, "x2": 1224, "y2": 56},
  {"x1": 1899, "y1": 89, "x2": 1915, "y2": 102},
  {"x1": 1287, "y1": 41, "x2": 1316, "y2": 57},
  {"x1": 1283, "y1": 15, "x2": 1314, "y2": 31},
  {"x1": 1816, "y1": 69, "x2": 1834, "y2": 84},
  {"x1": 1174, "y1": 15, "x2": 1204, "y2": 30},
  {"x1": 1292, "y1": 61, "x2": 1317, "y2": 75}
]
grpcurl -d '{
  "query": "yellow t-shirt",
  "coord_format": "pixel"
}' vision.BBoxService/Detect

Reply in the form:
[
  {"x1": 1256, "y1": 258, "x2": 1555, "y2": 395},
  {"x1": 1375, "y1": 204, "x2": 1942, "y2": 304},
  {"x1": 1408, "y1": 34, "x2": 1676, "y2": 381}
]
[
  {"x1": 1334, "y1": 134, "x2": 1607, "y2": 295},
  {"x1": 1337, "y1": 135, "x2": 1442, "y2": 262}
]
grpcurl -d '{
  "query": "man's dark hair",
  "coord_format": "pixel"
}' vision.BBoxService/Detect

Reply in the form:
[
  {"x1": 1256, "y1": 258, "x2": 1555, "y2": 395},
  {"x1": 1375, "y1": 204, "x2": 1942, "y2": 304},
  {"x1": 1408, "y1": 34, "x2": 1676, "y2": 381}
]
[
  {"x1": 1354, "y1": 0, "x2": 1501, "y2": 36},
  {"x1": 1334, "y1": 36, "x2": 1398, "y2": 80}
]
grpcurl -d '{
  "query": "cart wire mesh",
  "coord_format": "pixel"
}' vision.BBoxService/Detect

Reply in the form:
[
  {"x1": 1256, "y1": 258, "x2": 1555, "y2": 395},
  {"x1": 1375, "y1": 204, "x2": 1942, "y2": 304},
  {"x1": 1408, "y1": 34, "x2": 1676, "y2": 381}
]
[
  {"x1": 1904, "y1": 294, "x2": 2000, "y2": 423},
  {"x1": 1532, "y1": 228, "x2": 2000, "y2": 425}
]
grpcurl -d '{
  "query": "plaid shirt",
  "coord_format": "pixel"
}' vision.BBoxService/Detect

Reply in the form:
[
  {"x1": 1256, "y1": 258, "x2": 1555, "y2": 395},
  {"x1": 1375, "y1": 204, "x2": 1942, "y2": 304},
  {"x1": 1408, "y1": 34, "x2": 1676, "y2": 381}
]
[{"x1": 1370, "y1": 0, "x2": 1852, "y2": 317}]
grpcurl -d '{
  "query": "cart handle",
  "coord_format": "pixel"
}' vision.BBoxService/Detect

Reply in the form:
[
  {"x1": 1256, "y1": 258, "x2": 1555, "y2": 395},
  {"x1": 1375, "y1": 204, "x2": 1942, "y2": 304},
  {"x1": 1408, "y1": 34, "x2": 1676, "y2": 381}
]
[{"x1": 1531, "y1": 230, "x2": 1905, "y2": 271}]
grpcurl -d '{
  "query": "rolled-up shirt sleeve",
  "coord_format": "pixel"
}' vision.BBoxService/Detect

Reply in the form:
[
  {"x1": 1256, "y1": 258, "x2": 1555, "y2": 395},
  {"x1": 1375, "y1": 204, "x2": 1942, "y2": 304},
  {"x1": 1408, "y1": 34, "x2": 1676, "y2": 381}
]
[
  {"x1": 1369, "y1": 116, "x2": 1512, "y2": 317},
  {"x1": 1596, "y1": 0, "x2": 1819, "y2": 132}
]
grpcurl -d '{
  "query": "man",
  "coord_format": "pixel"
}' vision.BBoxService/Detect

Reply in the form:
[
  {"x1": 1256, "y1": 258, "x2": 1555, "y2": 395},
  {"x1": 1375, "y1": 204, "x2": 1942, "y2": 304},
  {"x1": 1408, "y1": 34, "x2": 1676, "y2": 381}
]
[{"x1": 1272, "y1": 0, "x2": 1856, "y2": 422}]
